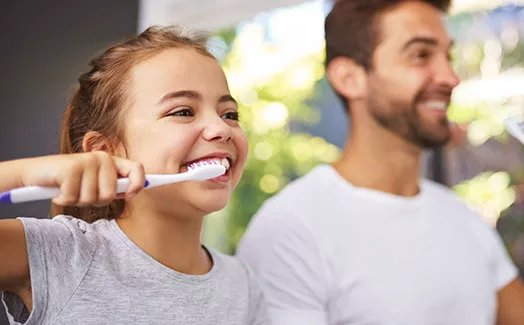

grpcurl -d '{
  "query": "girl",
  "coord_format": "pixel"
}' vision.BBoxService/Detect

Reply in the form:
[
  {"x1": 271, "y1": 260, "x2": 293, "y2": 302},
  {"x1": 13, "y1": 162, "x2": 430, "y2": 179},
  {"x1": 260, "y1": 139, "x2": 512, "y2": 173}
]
[{"x1": 0, "y1": 25, "x2": 268, "y2": 325}]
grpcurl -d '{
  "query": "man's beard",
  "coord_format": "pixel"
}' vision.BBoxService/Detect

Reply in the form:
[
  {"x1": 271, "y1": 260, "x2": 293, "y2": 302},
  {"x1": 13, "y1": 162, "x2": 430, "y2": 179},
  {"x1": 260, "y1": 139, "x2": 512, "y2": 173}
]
[{"x1": 369, "y1": 90, "x2": 451, "y2": 149}]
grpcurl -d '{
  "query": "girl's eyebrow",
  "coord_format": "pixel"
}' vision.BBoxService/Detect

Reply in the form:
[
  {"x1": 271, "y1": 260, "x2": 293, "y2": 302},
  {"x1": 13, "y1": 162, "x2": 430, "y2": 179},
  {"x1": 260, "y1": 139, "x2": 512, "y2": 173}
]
[
  {"x1": 157, "y1": 90, "x2": 202, "y2": 105},
  {"x1": 157, "y1": 90, "x2": 237, "y2": 106}
]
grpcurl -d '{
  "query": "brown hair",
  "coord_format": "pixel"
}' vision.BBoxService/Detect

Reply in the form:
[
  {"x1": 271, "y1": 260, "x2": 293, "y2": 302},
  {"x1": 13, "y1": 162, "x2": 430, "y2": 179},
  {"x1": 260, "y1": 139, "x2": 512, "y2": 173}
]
[
  {"x1": 51, "y1": 25, "x2": 214, "y2": 223},
  {"x1": 324, "y1": 0, "x2": 451, "y2": 109}
]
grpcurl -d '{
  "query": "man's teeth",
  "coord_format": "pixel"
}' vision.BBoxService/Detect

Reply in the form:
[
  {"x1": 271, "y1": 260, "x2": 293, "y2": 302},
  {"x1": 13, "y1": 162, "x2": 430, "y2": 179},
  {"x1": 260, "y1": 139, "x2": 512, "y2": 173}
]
[{"x1": 424, "y1": 101, "x2": 448, "y2": 110}]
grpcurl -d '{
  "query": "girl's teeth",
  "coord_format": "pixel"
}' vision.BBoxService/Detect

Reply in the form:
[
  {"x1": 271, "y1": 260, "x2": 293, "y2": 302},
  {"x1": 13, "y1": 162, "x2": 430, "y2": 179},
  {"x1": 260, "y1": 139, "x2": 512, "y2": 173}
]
[
  {"x1": 187, "y1": 158, "x2": 230, "y2": 170},
  {"x1": 221, "y1": 158, "x2": 230, "y2": 170}
]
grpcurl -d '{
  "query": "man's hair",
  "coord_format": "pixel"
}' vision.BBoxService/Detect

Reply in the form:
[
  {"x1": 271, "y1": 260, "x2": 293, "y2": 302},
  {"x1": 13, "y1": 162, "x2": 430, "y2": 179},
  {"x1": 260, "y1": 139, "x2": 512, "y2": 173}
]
[{"x1": 324, "y1": 0, "x2": 451, "y2": 108}]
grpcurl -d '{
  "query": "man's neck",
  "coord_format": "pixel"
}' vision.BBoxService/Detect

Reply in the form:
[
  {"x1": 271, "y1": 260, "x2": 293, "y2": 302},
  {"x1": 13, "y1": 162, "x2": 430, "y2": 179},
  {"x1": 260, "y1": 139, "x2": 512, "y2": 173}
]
[{"x1": 333, "y1": 124, "x2": 422, "y2": 197}]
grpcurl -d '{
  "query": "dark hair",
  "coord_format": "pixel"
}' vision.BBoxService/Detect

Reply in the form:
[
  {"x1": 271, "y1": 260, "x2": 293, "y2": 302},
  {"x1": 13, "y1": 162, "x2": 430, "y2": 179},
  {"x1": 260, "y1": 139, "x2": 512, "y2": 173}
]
[
  {"x1": 51, "y1": 25, "x2": 214, "y2": 223},
  {"x1": 324, "y1": 0, "x2": 451, "y2": 108}
]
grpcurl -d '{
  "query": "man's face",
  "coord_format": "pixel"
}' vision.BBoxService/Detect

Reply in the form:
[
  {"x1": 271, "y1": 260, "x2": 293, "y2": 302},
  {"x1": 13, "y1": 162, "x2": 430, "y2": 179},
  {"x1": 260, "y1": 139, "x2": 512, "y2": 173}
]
[{"x1": 366, "y1": 1, "x2": 460, "y2": 149}]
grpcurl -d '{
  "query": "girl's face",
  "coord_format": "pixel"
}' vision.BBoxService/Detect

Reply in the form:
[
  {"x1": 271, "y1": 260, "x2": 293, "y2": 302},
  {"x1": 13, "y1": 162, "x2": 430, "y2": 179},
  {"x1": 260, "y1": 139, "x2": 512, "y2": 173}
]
[{"x1": 120, "y1": 48, "x2": 248, "y2": 217}]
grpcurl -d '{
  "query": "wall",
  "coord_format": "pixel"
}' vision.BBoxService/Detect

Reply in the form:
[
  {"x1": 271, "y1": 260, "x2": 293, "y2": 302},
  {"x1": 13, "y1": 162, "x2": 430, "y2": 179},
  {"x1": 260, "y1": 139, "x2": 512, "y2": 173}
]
[{"x1": 0, "y1": 0, "x2": 138, "y2": 323}]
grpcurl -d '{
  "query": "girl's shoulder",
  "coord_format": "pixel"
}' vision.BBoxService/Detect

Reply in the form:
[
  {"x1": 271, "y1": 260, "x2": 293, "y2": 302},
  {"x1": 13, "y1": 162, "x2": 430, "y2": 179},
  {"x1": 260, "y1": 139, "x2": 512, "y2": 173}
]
[{"x1": 207, "y1": 247, "x2": 265, "y2": 293}]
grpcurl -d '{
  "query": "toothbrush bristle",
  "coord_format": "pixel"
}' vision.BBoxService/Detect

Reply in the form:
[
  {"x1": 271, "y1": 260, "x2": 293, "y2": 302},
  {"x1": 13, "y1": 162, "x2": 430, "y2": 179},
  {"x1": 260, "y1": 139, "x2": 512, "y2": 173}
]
[{"x1": 187, "y1": 160, "x2": 220, "y2": 171}]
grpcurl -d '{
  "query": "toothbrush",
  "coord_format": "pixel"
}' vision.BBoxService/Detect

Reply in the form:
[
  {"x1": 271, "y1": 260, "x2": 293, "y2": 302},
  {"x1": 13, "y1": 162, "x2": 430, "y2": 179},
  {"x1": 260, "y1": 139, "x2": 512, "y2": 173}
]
[
  {"x1": 504, "y1": 117, "x2": 524, "y2": 145},
  {"x1": 0, "y1": 161, "x2": 226, "y2": 205}
]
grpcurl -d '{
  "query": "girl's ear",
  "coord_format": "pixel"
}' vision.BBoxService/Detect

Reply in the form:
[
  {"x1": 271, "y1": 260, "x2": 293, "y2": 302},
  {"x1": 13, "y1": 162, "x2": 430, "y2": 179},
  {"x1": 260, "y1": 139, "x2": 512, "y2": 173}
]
[{"x1": 82, "y1": 131, "x2": 114, "y2": 153}]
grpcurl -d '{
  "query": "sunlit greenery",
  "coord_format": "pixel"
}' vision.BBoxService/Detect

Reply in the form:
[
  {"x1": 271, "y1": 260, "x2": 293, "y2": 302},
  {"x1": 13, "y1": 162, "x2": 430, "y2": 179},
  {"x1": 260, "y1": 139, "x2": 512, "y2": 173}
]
[
  {"x1": 454, "y1": 171, "x2": 517, "y2": 225},
  {"x1": 446, "y1": 7, "x2": 524, "y2": 225}
]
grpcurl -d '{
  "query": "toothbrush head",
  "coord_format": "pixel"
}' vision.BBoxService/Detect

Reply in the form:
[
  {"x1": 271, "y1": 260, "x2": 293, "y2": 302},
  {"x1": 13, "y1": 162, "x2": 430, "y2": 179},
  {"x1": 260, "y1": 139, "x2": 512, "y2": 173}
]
[{"x1": 186, "y1": 161, "x2": 226, "y2": 180}]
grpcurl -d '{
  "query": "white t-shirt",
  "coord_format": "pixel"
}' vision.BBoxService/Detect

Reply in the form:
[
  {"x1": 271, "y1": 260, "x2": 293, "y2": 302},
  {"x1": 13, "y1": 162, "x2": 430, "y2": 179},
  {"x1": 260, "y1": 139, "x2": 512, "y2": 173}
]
[{"x1": 236, "y1": 164, "x2": 518, "y2": 325}]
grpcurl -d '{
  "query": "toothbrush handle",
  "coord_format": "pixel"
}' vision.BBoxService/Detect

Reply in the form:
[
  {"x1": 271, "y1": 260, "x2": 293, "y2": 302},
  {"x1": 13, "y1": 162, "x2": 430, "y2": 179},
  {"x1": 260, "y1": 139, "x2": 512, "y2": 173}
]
[
  {"x1": 0, "y1": 178, "x2": 148, "y2": 204},
  {"x1": 1, "y1": 186, "x2": 61, "y2": 204}
]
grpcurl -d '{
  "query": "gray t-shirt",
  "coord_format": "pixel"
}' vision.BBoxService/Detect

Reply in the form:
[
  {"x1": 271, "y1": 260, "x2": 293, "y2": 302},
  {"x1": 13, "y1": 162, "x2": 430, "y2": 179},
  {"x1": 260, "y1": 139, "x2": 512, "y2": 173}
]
[{"x1": 1, "y1": 215, "x2": 269, "y2": 325}]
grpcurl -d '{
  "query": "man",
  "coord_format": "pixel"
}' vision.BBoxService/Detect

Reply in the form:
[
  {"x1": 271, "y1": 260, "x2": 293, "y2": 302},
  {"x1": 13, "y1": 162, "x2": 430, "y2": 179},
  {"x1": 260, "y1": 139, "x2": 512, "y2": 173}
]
[{"x1": 236, "y1": 0, "x2": 524, "y2": 324}]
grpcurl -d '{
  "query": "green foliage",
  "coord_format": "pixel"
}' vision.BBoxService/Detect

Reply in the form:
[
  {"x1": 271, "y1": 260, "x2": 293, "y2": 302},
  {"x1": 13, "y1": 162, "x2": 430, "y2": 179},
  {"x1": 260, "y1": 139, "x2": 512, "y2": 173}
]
[{"x1": 446, "y1": 14, "x2": 524, "y2": 227}]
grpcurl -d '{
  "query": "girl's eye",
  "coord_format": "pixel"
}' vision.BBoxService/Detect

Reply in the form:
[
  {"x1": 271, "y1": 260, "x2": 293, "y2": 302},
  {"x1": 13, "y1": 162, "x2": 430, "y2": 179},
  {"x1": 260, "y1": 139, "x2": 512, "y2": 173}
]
[
  {"x1": 222, "y1": 111, "x2": 239, "y2": 121},
  {"x1": 168, "y1": 108, "x2": 193, "y2": 117}
]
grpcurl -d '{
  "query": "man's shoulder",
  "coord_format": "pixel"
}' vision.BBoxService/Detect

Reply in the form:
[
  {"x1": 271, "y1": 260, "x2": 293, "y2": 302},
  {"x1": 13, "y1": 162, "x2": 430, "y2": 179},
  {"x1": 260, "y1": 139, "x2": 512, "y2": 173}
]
[
  {"x1": 421, "y1": 179, "x2": 491, "y2": 226},
  {"x1": 421, "y1": 178, "x2": 463, "y2": 202},
  {"x1": 266, "y1": 164, "x2": 335, "y2": 203}
]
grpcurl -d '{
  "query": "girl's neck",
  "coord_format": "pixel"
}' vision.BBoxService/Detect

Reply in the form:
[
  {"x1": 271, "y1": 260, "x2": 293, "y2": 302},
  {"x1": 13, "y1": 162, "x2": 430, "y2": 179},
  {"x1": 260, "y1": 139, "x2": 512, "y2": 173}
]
[{"x1": 116, "y1": 206, "x2": 212, "y2": 275}]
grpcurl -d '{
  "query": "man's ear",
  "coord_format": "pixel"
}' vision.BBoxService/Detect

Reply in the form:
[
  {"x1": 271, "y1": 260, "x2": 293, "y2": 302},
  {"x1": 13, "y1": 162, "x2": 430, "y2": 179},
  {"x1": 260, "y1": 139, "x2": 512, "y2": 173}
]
[
  {"x1": 82, "y1": 131, "x2": 115, "y2": 153},
  {"x1": 326, "y1": 56, "x2": 367, "y2": 102}
]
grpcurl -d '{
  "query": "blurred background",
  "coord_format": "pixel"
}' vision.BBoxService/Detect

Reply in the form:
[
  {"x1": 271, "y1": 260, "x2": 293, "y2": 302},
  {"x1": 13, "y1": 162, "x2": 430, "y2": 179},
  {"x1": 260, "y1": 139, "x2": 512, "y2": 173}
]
[{"x1": 1, "y1": 0, "x2": 524, "y2": 322}]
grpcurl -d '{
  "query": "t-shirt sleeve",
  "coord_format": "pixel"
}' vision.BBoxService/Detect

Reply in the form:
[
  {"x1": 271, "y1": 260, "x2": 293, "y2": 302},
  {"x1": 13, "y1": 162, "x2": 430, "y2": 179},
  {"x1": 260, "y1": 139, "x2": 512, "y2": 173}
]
[
  {"x1": 487, "y1": 225, "x2": 519, "y2": 291},
  {"x1": 1, "y1": 216, "x2": 96, "y2": 324},
  {"x1": 237, "y1": 202, "x2": 329, "y2": 325}
]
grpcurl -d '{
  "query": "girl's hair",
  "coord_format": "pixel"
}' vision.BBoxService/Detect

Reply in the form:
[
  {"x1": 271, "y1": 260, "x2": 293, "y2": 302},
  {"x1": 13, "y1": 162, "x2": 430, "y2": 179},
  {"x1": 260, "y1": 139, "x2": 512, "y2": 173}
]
[{"x1": 51, "y1": 25, "x2": 214, "y2": 223}]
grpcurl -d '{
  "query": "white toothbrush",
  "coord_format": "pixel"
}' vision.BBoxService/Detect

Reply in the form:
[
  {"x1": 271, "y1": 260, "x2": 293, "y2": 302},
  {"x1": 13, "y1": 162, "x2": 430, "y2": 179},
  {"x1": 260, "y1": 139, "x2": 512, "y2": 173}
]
[
  {"x1": 504, "y1": 117, "x2": 524, "y2": 145},
  {"x1": 0, "y1": 161, "x2": 226, "y2": 205}
]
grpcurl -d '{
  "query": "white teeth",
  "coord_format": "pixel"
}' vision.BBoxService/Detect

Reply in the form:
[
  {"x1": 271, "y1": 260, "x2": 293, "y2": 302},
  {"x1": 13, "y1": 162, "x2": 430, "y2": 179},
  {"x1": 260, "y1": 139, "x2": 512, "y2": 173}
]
[
  {"x1": 221, "y1": 158, "x2": 230, "y2": 170},
  {"x1": 187, "y1": 158, "x2": 231, "y2": 171},
  {"x1": 425, "y1": 101, "x2": 448, "y2": 110}
]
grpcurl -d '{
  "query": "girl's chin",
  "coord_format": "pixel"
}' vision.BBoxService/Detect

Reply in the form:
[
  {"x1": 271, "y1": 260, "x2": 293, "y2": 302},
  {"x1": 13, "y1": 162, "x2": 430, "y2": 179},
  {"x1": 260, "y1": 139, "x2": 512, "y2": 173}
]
[
  {"x1": 143, "y1": 184, "x2": 231, "y2": 215},
  {"x1": 198, "y1": 198, "x2": 230, "y2": 214}
]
